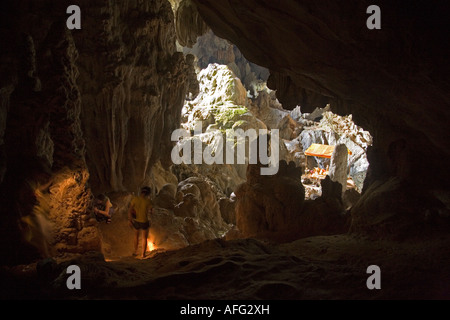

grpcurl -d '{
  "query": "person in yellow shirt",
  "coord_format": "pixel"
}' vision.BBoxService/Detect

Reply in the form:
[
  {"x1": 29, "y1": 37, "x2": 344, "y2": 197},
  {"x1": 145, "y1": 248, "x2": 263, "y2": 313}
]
[{"x1": 128, "y1": 186, "x2": 153, "y2": 258}]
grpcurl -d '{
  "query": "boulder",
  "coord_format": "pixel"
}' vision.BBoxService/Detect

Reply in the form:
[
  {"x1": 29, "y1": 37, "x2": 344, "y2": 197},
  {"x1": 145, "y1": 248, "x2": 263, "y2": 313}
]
[
  {"x1": 233, "y1": 161, "x2": 305, "y2": 241},
  {"x1": 177, "y1": 176, "x2": 228, "y2": 232}
]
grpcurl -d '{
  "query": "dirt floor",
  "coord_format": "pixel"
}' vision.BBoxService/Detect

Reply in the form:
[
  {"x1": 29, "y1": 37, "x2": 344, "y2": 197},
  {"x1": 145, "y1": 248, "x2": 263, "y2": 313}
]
[{"x1": 2, "y1": 232, "x2": 449, "y2": 300}]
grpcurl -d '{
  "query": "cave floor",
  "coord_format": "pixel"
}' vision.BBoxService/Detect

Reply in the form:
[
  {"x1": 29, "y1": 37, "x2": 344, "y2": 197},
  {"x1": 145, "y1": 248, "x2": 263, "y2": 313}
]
[{"x1": 2, "y1": 233, "x2": 450, "y2": 300}]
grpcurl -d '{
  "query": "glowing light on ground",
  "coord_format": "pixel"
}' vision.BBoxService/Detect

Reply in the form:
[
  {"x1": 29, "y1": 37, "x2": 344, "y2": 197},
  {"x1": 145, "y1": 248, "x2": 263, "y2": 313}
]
[{"x1": 147, "y1": 237, "x2": 156, "y2": 252}]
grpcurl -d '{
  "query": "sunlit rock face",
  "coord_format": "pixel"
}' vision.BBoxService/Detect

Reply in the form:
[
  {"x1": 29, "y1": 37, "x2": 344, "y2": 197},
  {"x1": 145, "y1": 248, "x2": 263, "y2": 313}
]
[
  {"x1": 191, "y1": 0, "x2": 450, "y2": 238},
  {"x1": 178, "y1": 63, "x2": 307, "y2": 228},
  {"x1": 182, "y1": 63, "x2": 249, "y2": 128},
  {"x1": 249, "y1": 90, "x2": 300, "y2": 141},
  {"x1": 0, "y1": 0, "x2": 189, "y2": 264},
  {"x1": 183, "y1": 29, "x2": 270, "y2": 95},
  {"x1": 178, "y1": 63, "x2": 302, "y2": 193},
  {"x1": 178, "y1": 63, "x2": 262, "y2": 194}
]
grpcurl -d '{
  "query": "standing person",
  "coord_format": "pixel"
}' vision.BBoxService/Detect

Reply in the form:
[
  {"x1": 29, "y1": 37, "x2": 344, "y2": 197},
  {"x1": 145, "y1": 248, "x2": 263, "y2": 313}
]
[{"x1": 128, "y1": 186, "x2": 153, "y2": 258}]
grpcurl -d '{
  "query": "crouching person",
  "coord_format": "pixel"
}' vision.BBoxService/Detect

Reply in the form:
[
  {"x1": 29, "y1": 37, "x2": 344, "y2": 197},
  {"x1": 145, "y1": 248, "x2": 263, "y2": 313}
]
[{"x1": 93, "y1": 194, "x2": 114, "y2": 224}]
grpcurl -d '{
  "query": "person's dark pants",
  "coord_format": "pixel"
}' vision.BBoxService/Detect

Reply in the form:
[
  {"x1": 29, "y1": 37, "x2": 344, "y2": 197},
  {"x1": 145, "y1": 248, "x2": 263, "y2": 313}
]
[{"x1": 131, "y1": 220, "x2": 150, "y2": 230}]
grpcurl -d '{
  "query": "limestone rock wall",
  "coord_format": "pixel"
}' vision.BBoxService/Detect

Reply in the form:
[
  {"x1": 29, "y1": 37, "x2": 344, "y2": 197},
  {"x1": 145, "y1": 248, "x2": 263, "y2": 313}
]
[
  {"x1": 76, "y1": 0, "x2": 188, "y2": 194},
  {"x1": 0, "y1": 1, "x2": 93, "y2": 263},
  {"x1": 172, "y1": 0, "x2": 209, "y2": 48},
  {"x1": 0, "y1": 0, "x2": 189, "y2": 264}
]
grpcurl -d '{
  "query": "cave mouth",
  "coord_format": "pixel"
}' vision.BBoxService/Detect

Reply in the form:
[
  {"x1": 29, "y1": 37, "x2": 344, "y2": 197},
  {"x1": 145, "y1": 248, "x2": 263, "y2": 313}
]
[{"x1": 174, "y1": 29, "x2": 372, "y2": 198}]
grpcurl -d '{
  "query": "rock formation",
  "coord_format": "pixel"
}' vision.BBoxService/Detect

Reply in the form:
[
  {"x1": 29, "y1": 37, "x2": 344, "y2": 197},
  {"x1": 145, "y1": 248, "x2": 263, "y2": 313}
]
[
  {"x1": 232, "y1": 160, "x2": 348, "y2": 242},
  {"x1": 233, "y1": 161, "x2": 305, "y2": 241},
  {"x1": 173, "y1": 0, "x2": 209, "y2": 48},
  {"x1": 329, "y1": 144, "x2": 349, "y2": 193},
  {"x1": 178, "y1": 63, "x2": 263, "y2": 194},
  {"x1": 76, "y1": 0, "x2": 188, "y2": 193},
  {"x1": 185, "y1": 53, "x2": 200, "y2": 100},
  {"x1": 183, "y1": 29, "x2": 270, "y2": 94},
  {"x1": 267, "y1": 71, "x2": 331, "y2": 110}
]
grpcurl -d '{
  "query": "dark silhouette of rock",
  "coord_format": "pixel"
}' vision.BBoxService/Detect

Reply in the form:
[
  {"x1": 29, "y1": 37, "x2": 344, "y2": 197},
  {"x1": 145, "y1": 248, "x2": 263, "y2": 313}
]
[
  {"x1": 234, "y1": 161, "x2": 305, "y2": 241},
  {"x1": 329, "y1": 144, "x2": 348, "y2": 192},
  {"x1": 185, "y1": 54, "x2": 200, "y2": 100}
]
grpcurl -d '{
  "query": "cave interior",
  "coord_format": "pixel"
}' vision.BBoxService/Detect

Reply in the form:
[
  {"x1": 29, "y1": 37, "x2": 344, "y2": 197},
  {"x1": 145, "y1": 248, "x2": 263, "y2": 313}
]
[{"x1": 0, "y1": 0, "x2": 449, "y2": 301}]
